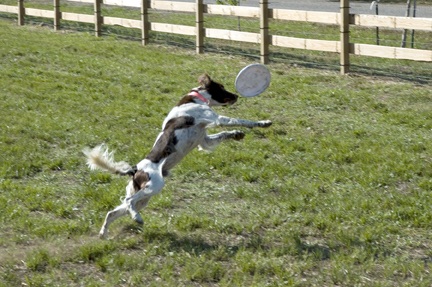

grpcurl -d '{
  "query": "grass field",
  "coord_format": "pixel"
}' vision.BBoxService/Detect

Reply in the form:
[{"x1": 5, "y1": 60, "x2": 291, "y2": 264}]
[{"x1": 1, "y1": 16, "x2": 432, "y2": 286}]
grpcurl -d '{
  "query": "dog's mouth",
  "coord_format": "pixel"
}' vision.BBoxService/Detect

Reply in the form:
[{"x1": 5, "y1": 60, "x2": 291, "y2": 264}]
[{"x1": 223, "y1": 96, "x2": 238, "y2": 105}]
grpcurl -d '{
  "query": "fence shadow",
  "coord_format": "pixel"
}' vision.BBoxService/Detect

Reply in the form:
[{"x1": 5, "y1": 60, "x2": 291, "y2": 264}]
[{"x1": 2, "y1": 12, "x2": 430, "y2": 86}]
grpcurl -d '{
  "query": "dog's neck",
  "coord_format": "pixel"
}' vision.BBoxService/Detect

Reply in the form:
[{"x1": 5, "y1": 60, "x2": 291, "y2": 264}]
[{"x1": 188, "y1": 89, "x2": 209, "y2": 105}]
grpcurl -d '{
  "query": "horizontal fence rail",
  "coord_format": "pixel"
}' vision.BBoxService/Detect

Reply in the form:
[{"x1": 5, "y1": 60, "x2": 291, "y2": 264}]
[{"x1": 1, "y1": 0, "x2": 431, "y2": 74}]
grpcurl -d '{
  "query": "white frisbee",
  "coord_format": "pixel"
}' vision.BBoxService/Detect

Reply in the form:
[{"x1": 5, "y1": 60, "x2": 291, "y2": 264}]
[{"x1": 235, "y1": 63, "x2": 271, "y2": 97}]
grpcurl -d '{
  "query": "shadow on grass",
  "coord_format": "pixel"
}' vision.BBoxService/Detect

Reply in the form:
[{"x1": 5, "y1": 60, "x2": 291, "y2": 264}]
[
  {"x1": 104, "y1": 220, "x2": 398, "y2": 266},
  {"x1": 293, "y1": 238, "x2": 332, "y2": 260},
  {"x1": 136, "y1": 227, "x2": 333, "y2": 260},
  {"x1": 143, "y1": 229, "x2": 221, "y2": 255},
  {"x1": 133, "y1": 226, "x2": 396, "y2": 265},
  {"x1": 120, "y1": 224, "x2": 217, "y2": 256}
]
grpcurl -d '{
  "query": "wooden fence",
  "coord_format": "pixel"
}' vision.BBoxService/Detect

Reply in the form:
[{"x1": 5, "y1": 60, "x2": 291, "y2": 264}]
[{"x1": 1, "y1": 0, "x2": 431, "y2": 74}]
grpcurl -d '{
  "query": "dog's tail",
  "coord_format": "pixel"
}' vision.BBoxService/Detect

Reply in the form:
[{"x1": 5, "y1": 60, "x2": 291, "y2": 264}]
[{"x1": 83, "y1": 144, "x2": 135, "y2": 176}]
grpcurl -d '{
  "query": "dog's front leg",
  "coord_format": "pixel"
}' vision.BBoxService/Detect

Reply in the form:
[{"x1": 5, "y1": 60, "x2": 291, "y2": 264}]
[{"x1": 217, "y1": 115, "x2": 272, "y2": 128}]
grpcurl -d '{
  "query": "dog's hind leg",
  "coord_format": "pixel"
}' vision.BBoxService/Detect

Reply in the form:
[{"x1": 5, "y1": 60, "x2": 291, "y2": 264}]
[
  {"x1": 99, "y1": 202, "x2": 128, "y2": 238},
  {"x1": 99, "y1": 197, "x2": 151, "y2": 238},
  {"x1": 199, "y1": 130, "x2": 245, "y2": 151},
  {"x1": 126, "y1": 181, "x2": 164, "y2": 225},
  {"x1": 126, "y1": 195, "x2": 152, "y2": 225}
]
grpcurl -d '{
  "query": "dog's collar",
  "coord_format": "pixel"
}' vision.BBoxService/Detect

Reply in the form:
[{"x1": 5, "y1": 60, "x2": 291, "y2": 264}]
[{"x1": 188, "y1": 90, "x2": 209, "y2": 105}]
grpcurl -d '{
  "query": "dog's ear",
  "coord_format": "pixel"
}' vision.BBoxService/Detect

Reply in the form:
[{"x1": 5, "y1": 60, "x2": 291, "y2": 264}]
[{"x1": 198, "y1": 74, "x2": 211, "y2": 88}]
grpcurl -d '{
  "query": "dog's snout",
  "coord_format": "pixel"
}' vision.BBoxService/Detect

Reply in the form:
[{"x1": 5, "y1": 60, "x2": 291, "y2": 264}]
[
  {"x1": 225, "y1": 93, "x2": 238, "y2": 105},
  {"x1": 225, "y1": 96, "x2": 237, "y2": 105}
]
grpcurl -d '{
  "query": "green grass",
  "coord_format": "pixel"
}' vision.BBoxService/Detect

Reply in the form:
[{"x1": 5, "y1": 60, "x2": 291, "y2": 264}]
[{"x1": 1, "y1": 17, "x2": 432, "y2": 287}]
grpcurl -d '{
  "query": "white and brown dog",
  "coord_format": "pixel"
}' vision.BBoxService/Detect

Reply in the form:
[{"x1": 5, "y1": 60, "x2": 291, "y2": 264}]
[{"x1": 84, "y1": 74, "x2": 272, "y2": 238}]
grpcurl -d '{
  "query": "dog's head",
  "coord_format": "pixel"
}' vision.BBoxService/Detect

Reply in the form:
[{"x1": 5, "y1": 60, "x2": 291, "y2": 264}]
[{"x1": 197, "y1": 74, "x2": 238, "y2": 106}]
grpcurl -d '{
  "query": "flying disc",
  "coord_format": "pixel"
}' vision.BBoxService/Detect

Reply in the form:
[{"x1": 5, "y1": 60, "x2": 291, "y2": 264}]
[{"x1": 235, "y1": 63, "x2": 271, "y2": 97}]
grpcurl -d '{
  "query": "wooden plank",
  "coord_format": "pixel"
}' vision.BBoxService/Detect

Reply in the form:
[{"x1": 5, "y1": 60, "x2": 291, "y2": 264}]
[
  {"x1": 396, "y1": 17, "x2": 431, "y2": 31},
  {"x1": 103, "y1": 0, "x2": 140, "y2": 7},
  {"x1": 103, "y1": 16, "x2": 141, "y2": 28},
  {"x1": 354, "y1": 44, "x2": 398, "y2": 59},
  {"x1": 205, "y1": 28, "x2": 260, "y2": 43},
  {"x1": 78, "y1": 0, "x2": 197, "y2": 12},
  {"x1": 67, "y1": 0, "x2": 93, "y2": 3},
  {"x1": 353, "y1": 15, "x2": 432, "y2": 31},
  {"x1": 270, "y1": 9, "x2": 339, "y2": 25},
  {"x1": 25, "y1": 8, "x2": 54, "y2": 18},
  {"x1": 395, "y1": 47, "x2": 432, "y2": 61},
  {"x1": 206, "y1": 4, "x2": 259, "y2": 18},
  {"x1": 151, "y1": 22, "x2": 195, "y2": 36},
  {"x1": 353, "y1": 14, "x2": 394, "y2": 28},
  {"x1": 271, "y1": 35, "x2": 307, "y2": 50},
  {"x1": 61, "y1": 12, "x2": 94, "y2": 24},
  {"x1": 0, "y1": 4, "x2": 19, "y2": 13},
  {"x1": 271, "y1": 35, "x2": 339, "y2": 53},
  {"x1": 308, "y1": 38, "x2": 340, "y2": 53},
  {"x1": 150, "y1": 0, "x2": 195, "y2": 12},
  {"x1": 353, "y1": 44, "x2": 432, "y2": 61}
]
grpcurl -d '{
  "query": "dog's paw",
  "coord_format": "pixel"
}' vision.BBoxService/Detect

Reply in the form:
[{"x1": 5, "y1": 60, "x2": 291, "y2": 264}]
[
  {"x1": 99, "y1": 229, "x2": 108, "y2": 239},
  {"x1": 258, "y1": 120, "x2": 272, "y2": 128},
  {"x1": 232, "y1": 130, "x2": 245, "y2": 141},
  {"x1": 132, "y1": 213, "x2": 144, "y2": 225}
]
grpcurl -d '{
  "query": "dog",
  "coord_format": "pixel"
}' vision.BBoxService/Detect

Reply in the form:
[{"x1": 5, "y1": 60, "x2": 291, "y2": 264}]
[{"x1": 84, "y1": 74, "x2": 272, "y2": 238}]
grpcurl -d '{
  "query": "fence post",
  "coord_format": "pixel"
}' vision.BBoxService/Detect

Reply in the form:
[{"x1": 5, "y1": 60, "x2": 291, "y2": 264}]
[
  {"x1": 340, "y1": 0, "x2": 350, "y2": 74},
  {"x1": 17, "y1": 0, "x2": 24, "y2": 26},
  {"x1": 94, "y1": 0, "x2": 102, "y2": 37},
  {"x1": 141, "y1": 0, "x2": 149, "y2": 45},
  {"x1": 260, "y1": 0, "x2": 269, "y2": 64},
  {"x1": 196, "y1": 0, "x2": 204, "y2": 54},
  {"x1": 401, "y1": 0, "x2": 412, "y2": 48},
  {"x1": 53, "y1": 0, "x2": 60, "y2": 31}
]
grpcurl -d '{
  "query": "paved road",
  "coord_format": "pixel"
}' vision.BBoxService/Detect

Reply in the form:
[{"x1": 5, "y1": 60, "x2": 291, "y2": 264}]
[{"x1": 195, "y1": 0, "x2": 432, "y2": 18}]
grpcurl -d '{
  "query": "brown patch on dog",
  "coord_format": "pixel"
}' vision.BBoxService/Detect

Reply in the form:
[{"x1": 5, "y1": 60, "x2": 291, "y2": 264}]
[
  {"x1": 176, "y1": 95, "x2": 196, "y2": 106},
  {"x1": 146, "y1": 116, "x2": 195, "y2": 164},
  {"x1": 133, "y1": 170, "x2": 150, "y2": 190}
]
